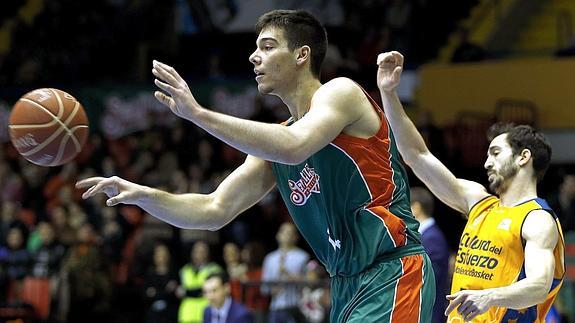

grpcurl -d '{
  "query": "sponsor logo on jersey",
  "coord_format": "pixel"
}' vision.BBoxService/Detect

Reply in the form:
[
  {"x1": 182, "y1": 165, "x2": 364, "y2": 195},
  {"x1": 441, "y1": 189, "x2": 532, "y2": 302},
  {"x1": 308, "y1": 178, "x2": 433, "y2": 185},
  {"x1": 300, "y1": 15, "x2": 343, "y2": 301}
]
[
  {"x1": 288, "y1": 163, "x2": 320, "y2": 206},
  {"x1": 497, "y1": 218, "x2": 512, "y2": 231}
]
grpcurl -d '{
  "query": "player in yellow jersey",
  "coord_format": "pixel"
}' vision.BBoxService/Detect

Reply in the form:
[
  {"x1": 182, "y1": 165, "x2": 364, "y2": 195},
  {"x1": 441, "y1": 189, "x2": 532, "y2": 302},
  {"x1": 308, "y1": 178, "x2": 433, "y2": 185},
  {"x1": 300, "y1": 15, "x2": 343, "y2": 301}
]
[{"x1": 377, "y1": 51, "x2": 565, "y2": 322}]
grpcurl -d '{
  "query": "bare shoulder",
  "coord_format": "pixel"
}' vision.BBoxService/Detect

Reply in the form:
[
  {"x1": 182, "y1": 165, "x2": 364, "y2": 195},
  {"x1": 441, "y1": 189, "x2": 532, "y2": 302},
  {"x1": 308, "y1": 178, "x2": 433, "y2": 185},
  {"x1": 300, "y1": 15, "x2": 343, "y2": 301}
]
[
  {"x1": 522, "y1": 209, "x2": 559, "y2": 247},
  {"x1": 313, "y1": 77, "x2": 364, "y2": 103}
]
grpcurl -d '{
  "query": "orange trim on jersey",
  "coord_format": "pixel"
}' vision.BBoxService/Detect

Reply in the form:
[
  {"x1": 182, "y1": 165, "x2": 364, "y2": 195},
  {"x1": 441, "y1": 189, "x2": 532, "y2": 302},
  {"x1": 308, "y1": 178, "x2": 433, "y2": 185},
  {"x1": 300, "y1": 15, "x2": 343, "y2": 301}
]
[
  {"x1": 330, "y1": 87, "x2": 405, "y2": 245},
  {"x1": 391, "y1": 255, "x2": 424, "y2": 323},
  {"x1": 331, "y1": 88, "x2": 395, "y2": 207},
  {"x1": 367, "y1": 206, "x2": 407, "y2": 247}
]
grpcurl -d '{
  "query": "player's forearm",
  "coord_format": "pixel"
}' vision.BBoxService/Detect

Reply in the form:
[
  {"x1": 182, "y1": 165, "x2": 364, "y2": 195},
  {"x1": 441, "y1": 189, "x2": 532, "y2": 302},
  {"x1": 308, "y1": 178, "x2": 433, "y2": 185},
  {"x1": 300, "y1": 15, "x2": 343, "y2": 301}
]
[
  {"x1": 488, "y1": 278, "x2": 550, "y2": 310},
  {"x1": 188, "y1": 107, "x2": 304, "y2": 164},
  {"x1": 136, "y1": 188, "x2": 226, "y2": 230},
  {"x1": 379, "y1": 89, "x2": 430, "y2": 165}
]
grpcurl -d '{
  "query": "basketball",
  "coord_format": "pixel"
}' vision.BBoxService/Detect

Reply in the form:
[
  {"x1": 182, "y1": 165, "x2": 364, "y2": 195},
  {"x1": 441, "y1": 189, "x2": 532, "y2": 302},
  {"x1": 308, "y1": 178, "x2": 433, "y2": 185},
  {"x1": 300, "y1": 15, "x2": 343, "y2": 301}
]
[{"x1": 8, "y1": 88, "x2": 89, "y2": 167}]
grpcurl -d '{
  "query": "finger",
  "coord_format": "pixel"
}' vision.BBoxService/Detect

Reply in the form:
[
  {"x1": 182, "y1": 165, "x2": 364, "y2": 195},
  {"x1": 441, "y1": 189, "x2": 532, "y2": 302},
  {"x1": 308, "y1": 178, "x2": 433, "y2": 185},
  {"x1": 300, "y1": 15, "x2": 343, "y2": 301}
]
[
  {"x1": 458, "y1": 301, "x2": 473, "y2": 316},
  {"x1": 376, "y1": 52, "x2": 394, "y2": 66},
  {"x1": 106, "y1": 191, "x2": 133, "y2": 206},
  {"x1": 154, "y1": 78, "x2": 177, "y2": 94},
  {"x1": 153, "y1": 60, "x2": 185, "y2": 84},
  {"x1": 81, "y1": 178, "x2": 117, "y2": 199},
  {"x1": 445, "y1": 294, "x2": 464, "y2": 316},
  {"x1": 464, "y1": 309, "x2": 479, "y2": 322},
  {"x1": 76, "y1": 177, "x2": 106, "y2": 189},
  {"x1": 154, "y1": 91, "x2": 174, "y2": 107},
  {"x1": 391, "y1": 51, "x2": 404, "y2": 67},
  {"x1": 392, "y1": 66, "x2": 403, "y2": 80},
  {"x1": 152, "y1": 65, "x2": 182, "y2": 88}
]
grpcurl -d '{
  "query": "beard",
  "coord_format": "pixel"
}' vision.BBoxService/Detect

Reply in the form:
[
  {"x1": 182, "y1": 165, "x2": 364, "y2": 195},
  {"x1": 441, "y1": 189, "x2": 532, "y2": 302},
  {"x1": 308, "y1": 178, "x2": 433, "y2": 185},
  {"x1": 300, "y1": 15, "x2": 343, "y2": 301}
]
[{"x1": 488, "y1": 160, "x2": 519, "y2": 194}]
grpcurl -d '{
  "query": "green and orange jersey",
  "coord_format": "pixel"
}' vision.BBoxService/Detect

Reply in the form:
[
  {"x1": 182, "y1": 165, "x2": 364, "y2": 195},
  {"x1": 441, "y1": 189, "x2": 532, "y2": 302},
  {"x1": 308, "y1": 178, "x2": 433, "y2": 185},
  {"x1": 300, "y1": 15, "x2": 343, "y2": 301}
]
[
  {"x1": 449, "y1": 196, "x2": 565, "y2": 323},
  {"x1": 271, "y1": 88, "x2": 424, "y2": 277}
]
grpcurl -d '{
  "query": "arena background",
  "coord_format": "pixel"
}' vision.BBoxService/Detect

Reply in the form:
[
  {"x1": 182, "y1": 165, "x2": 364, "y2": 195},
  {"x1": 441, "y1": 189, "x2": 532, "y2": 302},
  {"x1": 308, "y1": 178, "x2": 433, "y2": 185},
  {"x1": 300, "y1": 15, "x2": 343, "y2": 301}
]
[{"x1": 0, "y1": 0, "x2": 574, "y2": 322}]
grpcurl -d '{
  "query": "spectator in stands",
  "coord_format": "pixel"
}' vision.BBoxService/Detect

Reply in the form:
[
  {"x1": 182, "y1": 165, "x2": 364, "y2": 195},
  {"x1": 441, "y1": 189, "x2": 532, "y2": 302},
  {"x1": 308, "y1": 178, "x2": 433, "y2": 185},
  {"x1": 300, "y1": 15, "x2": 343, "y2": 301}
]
[
  {"x1": 143, "y1": 242, "x2": 179, "y2": 323},
  {"x1": 1, "y1": 201, "x2": 21, "y2": 245},
  {"x1": 60, "y1": 223, "x2": 112, "y2": 323},
  {"x1": 0, "y1": 226, "x2": 31, "y2": 297},
  {"x1": 223, "y1": 242, "x2": 247, "y2": 303},
  {"x1": 177, "y1": 240, "x2": 223, "y2": 323},
  {"x1": 202, "y1": 271, "x2": 253, "y2": 323},
  {"x1": 262, "y1": 222, "x2": 309, "y2": 323},
  {"x1": 410, "y1": 187, "x2": 450, "y2": 323},
  {"x1": 549, "y1": 173, "x2": 575, "y2": 233},
  {"x1": 48, "y1": 205, "x2": 77, "y2": 247},
  {"x1": 223, "y1": 242, "x2": 247, "y2": 280},
  {"x1": 240, "y1": 241, "x2": 268, "y2": 321},
  {"x1": 299, "y1": 259, "x2": 330, "y2": 323},
  {"x1": 28, "y1": 221, "x2": 66, "y2": 320},
  {"x1": 30, "y1": 221, "x2": 66, "y2": 279}
]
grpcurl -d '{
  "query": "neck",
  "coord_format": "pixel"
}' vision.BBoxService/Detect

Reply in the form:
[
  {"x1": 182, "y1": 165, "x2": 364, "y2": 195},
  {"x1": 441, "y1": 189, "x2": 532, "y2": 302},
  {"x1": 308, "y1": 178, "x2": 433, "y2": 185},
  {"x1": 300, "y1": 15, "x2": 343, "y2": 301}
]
[
  {"x1": 279, "y1": 245, "x2": 295, "y2": 252},
  {"x1": 499, "y1": 173, "x2": 538, "y2": 206},
  {"x1": 156, "y1": 264, "x2": 169, "y2": 274},
  {"x1": 279, "y1": 75, "x2": 322, "y2": 120}
]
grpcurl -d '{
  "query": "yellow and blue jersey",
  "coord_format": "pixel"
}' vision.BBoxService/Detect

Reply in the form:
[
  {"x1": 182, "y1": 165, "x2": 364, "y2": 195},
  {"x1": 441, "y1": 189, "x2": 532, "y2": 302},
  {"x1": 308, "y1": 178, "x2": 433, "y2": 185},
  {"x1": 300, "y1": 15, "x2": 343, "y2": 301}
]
[{"x1": 449, "y1": 196, "x2": 565, "y2": 323}]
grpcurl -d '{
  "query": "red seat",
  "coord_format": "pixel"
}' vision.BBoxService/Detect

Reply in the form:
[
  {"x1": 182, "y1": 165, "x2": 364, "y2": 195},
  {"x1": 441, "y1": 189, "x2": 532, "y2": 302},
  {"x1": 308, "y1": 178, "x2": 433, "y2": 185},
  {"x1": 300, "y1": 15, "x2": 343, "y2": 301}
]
[{"x1": 20, "y1": 277, "x2": 51, "y2": 319}]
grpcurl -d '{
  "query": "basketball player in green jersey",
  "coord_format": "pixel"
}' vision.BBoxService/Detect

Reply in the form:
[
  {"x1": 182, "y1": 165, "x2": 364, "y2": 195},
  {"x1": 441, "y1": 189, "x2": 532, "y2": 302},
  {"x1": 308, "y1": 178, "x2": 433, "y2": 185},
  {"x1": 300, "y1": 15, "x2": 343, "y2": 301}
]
[{"x1": 77, "y1": 10, "x2": 435, "y2": 322}]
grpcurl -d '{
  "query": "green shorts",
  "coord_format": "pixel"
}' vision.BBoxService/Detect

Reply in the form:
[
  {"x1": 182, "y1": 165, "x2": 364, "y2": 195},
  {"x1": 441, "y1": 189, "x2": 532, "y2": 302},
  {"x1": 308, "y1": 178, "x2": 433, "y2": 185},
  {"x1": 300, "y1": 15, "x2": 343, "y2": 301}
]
[{"x1": 330, "y1": 253, "x2": 435, "y2": 323}]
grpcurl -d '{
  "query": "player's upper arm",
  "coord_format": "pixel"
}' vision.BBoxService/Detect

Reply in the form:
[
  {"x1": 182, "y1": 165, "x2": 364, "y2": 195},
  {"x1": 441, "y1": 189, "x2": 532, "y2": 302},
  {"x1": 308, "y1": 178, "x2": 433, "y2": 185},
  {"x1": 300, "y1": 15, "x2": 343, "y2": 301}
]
[
  {"x1": 209, "y1": 155, "x2": 276, "y2": 229},
  {"x1": 413, "y1": 151, "x2": 489, "y2": 215},
  {"x1": 522, "y1": 210, "x2": 559, "y2": 297},
  {"x1": 283, "y1": 78, "x2": 366, "y2": 164}
]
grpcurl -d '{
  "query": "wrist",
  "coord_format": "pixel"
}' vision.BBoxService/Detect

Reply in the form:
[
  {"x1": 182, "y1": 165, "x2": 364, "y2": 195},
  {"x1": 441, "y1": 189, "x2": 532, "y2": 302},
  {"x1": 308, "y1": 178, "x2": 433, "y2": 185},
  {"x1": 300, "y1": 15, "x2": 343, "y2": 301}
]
[
  {"x1": 485, "y1": 288, "x2": 501, "y2": 308},
  {"x1": 380, "y1": 88, "x2": 397, "y2": 96}
]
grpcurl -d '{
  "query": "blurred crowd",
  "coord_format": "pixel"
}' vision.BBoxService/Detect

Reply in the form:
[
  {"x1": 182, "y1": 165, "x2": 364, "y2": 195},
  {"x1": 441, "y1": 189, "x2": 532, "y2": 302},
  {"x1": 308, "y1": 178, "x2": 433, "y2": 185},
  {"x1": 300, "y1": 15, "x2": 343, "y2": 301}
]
[
  {"x1": 1, "y1": 0, "x2": 575, "y2": 323},
  {"x1": 0, "y1": 0, "x2": 478, "y2": 87}
]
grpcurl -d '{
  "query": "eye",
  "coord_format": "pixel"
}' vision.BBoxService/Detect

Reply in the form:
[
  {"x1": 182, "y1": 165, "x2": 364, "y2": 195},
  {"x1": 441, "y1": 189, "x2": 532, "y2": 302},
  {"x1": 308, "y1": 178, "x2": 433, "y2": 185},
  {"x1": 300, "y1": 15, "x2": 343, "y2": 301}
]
[{"x1": 264, "y1": 45, "x2": 273, "y2": 51}]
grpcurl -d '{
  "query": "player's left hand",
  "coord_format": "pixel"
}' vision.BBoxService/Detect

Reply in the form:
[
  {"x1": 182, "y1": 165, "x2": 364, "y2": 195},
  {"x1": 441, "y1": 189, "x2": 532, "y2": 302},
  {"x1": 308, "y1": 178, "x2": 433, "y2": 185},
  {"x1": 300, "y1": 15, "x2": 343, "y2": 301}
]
[
  {"x1": 152, "y1": 60, "x2": 201, "y2": 120},
  {"x1": 445, "y1": 289, "x2": 493, "y2": 322}
]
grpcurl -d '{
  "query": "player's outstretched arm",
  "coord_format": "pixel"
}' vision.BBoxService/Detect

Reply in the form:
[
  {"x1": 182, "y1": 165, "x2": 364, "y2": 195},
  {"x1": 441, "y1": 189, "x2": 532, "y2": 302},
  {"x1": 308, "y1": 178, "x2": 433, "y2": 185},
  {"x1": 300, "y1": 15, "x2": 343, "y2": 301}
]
[
  {"x1": 76, "y1": 155, "x2": 276, "y2": 230},
  {"x1": 445, "y1": 210, "x2": 558, "y2": 320},
  {"x1": 376, "y1": 51, "x2": 488, "y2": 214},
  {"x1": 152, "y1": 61, "x2": 367, "y2": 165}
]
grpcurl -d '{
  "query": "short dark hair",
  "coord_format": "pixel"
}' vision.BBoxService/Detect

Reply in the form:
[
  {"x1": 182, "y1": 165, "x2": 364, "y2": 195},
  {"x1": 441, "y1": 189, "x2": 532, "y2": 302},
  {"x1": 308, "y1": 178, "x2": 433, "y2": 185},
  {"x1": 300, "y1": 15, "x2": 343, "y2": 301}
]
[
  {"x1": 410, "y1": 187, "x2": 434, "y2": 216},
  {"x1": 255, "y1": 9, "x2": 327, "y2": 79},
  {"x1": 487, "y1": 123, "x2": 552, "y2": 181},
  {"x1": 205, "y1": 271, "x2": 229, "y2": 285}
]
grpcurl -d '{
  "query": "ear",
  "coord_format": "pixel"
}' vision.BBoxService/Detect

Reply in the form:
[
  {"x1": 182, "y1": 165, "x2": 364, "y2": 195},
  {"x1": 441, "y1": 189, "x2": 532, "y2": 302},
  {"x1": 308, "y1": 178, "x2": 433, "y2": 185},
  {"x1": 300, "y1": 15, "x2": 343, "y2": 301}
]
[
  {"x1": 517, "y1": 148, "x2": 532, "y2": 166},
  {"x1": 295, "y1": 45, "x2": 311, "y2": 66}
]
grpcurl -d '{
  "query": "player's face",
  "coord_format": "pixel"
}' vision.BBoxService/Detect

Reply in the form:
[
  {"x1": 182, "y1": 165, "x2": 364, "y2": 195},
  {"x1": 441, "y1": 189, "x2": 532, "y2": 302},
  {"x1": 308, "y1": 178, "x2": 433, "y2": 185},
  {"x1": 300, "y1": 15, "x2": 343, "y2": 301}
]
[
  {"x1": 484, "y1": 133, "x2": 519, "y2": 194},
  {"x1": 249, "y1": 27, "x2": 297, "y2": 95}
]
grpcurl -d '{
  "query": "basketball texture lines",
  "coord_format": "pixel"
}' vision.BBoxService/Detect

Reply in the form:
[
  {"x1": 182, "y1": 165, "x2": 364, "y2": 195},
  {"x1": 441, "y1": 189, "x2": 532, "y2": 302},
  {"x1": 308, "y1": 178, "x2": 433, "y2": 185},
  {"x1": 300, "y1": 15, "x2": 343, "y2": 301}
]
[{"x1": 9, "y1": 88, "x2": 89, "y2": 167}]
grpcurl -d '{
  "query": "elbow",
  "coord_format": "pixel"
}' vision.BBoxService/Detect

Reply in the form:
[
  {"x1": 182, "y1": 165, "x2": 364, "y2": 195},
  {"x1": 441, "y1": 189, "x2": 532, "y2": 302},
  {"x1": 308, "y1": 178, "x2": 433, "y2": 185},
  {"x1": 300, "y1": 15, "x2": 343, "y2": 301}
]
[
  {"x1": 532, "y1": 285, "x2": 549, "y2": 304},
  {"x1": 276, "y1": 145, "x2": 308, "y2": 165},
  {"x1": 401, "y1": 149, "x2": 430, "y2": 168}
]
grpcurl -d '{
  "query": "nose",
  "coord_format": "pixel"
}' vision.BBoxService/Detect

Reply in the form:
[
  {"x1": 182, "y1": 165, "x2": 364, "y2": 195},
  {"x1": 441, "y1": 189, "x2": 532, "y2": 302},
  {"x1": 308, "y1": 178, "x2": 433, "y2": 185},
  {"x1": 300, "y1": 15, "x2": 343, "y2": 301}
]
[
  {"x1": 249, "y1": 49, "x2": 259, "y2": 65},
  {"x1": 484, "y1": 156, "x2": 493, "y2": 170}
]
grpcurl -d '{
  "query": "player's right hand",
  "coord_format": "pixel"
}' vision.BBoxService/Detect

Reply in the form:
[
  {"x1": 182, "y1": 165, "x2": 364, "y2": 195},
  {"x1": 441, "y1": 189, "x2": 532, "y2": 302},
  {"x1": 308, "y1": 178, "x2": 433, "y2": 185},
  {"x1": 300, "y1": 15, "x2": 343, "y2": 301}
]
[
  {"x1": 152, "y1": 60, "x2": 201, "y2": 121},
  {"x1": 376, "y1": 51, "x2": 404, "y2": 92},
  {"x1": 76, "y1": 176, "x2": 145, "y2": 206}
]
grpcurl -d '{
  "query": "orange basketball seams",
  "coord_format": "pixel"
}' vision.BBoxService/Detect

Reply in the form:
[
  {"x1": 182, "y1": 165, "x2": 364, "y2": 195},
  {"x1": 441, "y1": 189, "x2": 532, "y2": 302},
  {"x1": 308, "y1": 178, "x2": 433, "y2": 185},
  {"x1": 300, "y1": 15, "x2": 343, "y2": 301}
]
[{"x1": 8, "y1": 88, "x2": 89, "y2": 167}]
